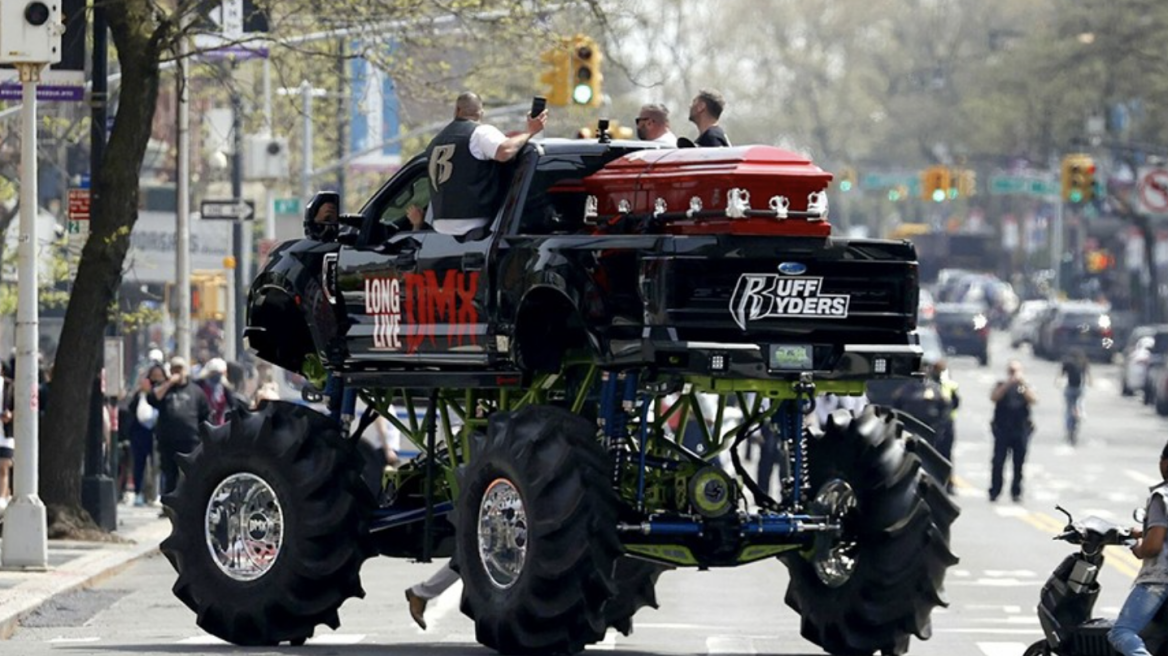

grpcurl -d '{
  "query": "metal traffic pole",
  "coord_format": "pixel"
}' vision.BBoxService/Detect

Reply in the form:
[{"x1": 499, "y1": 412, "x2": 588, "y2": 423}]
[
  {"x1": 176, "y1": 28, "x2": 192, "y2": 364},
  {"x1": 2, "y1": 62, "x2": 49, "y2": 570}
]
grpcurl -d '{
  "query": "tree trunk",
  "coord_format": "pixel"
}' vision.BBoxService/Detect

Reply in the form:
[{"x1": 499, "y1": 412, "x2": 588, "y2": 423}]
[{"x1": 39, "y1": 5, "x2": 163, "y2": 527}]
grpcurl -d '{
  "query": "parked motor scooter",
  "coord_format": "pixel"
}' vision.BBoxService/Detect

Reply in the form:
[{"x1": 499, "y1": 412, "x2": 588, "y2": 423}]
[{"x1": 1025, "y1": 506, "x2": 1168, "y2": 656}]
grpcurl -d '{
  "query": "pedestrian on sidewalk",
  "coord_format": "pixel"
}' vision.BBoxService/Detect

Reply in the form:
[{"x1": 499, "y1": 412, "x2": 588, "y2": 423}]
[
  {"x1": 196, "y1": 358, "x2": 245, "y2": 426},
  {"x1": 989, "y1": 360, "x2": 1036, "y2": 503},
  {"x1": 1056, "y1": 348, "x2": 1090, "y2": 445},
  {"x1": 0, "y1": 366, "x2": 13, "y2": 515},
  {"x1": 1107, "y1": 439, "x2": 1168, "y2": 656},
  {"x1": 932, "y1": 360, "x2": 960, "y2": 494},
  {"x1": 149, "y1": 357, "x2": 210, "y2": 501},
  {"x1": 124, "y1": 364, "x2": 165, "y2": 506}
]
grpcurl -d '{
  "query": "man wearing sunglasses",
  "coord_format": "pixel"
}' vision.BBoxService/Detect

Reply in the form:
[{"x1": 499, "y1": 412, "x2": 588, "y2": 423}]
[{"x1": 635, "y1": 103, "x2": 677, "y2": 146}]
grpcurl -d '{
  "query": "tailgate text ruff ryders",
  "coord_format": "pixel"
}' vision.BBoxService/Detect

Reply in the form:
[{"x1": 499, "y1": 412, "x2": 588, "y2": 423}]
[{"x1": 730, "y1": 275, "x2": 850, "y2": 330}]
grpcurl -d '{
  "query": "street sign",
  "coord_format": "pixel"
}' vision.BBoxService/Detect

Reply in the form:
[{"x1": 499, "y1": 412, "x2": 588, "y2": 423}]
[
  {"x1": 68, "y1": 187, "x2": 90, "y2": 235},
  {"x1": 1138, "y1": 167, "x2": 1168, "y2": 217},
  {"x1": 200, "y1": 199, "x2": 255, "y2": 221},
  {"x1": 274, "y1": 197, "x2": 301, "y2": 215},
  {"x1": 989, "y1": 175, "x2": 1059, "y2": 198}
]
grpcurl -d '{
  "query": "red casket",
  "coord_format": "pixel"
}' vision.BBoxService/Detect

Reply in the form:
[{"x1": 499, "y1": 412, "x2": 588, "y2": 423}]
[{"x1": 582, "y1": 145, "x2": 834, "y2": 236}]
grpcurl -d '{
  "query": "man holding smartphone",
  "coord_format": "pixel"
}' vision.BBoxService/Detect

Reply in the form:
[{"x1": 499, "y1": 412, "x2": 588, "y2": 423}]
[{"x1": 425, "y1": 91, "x2": 548, "y2": 236}]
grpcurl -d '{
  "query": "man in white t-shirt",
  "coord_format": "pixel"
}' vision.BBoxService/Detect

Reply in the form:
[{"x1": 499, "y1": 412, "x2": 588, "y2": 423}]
[
  {"x1": 635, "y1": 103, "x2": 677, "y2": 146},
  {"x1": 424, "y1": 92, "x2": 547, "y2": 236}
]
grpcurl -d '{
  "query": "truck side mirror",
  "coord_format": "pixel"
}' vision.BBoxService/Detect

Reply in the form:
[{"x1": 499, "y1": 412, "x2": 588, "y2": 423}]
[{"x1": 340, "y1": 213, "x2": 364, "y2": 229}]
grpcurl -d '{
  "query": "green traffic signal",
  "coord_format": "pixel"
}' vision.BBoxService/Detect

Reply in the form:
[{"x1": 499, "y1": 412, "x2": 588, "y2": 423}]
[
  {"x1": 840, "y1": 180, "x2": 853, "y2": 192},
  {"x1": 888, "y1": 189, "x2": 901, "y2": 201},
  {"x1": 572, "y1": 83, "x2": 593, "y2": 105},
  {"x1": 1069, "y1": 189, "x2": 1083, "y2": 203},
  {"x1": 932, "y1": 189, "x2": 946, "y2": 202}
]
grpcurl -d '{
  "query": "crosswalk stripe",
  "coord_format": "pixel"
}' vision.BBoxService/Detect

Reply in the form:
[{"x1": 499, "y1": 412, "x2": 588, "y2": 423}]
[
  {"x1": 707, "y1": 636, "x2": 756, "y2": 654},
  {"x1": 978, "y1": 641, "x2": 1031, "y2": 656},
  {"x1": 307, "y1": 634, "x2": 367, "y2": 645},
  {"x1": 586, "y1": 630, "x2": 617, "y2": 651}
]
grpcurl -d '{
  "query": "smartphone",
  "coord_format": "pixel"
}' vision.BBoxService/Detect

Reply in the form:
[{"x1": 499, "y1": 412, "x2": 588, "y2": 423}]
[{"x1": 530, "y1": 96, "x2": 547, "y2": 118}]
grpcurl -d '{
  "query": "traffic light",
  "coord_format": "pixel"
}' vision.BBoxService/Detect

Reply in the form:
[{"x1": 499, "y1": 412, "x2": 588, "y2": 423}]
[
  {"x1": 570, "y1": 34, "x2": 602, "y2": 107},
  {"x1": 1061, "y1": 153, "x2": 1095, "y2": 204},
  {"x1": 837, "y1": 166, "x2": 857, "y2": 192},
  {"x1": 539, "y1": 38, "x2": 571, "y2": 106},
  {"x1": 921, "y1": 165, "x2": 952, "y2": 202}
]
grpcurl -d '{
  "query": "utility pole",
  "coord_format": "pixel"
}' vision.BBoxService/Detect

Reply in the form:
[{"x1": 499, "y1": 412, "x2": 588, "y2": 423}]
[
  {"x1": 335, "y1": 39, "x2": 346, "y2": 207},
  {"x1": 176, "y1": 22, "x2": 192, "y2": 365},
  {"x1": 230, "y1": 82, "x2": 244, "y2": 362},
  {"x1": 81, "y1": 1, "x2": 116, "y2": 531},
  {"x1": 1, "y1": 60, "x2": 49, "y2": 569},
  {"x1": 300, "y1": 80, "x2": 314, "y2": 204}
]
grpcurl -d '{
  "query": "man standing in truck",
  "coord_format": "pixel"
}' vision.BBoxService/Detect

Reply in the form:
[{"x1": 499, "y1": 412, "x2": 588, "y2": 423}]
[
  {"x1": 688, "y1": 89, "x2": 731, "y2": 147},
  {"x1": 425, "y1": 92, "x2": 547, "y2": 236}
]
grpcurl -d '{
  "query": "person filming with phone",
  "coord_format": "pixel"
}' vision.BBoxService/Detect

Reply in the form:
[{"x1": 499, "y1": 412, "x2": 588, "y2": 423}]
[{"x1": 422, "y1": 91, "x2": 547, "y2": 236}]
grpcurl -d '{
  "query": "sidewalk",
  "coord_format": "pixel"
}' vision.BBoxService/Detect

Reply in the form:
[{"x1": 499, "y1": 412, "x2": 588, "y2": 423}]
[{"x1": 0, "y1": 503, "x2": 171, "y2": 639}]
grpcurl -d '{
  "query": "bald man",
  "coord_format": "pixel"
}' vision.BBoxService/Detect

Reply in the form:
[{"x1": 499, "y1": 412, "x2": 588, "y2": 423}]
[
  {"x1": 425, "y1": 92, "x2": 547, "y2": 236},
  {"x1": 635, "y1": 103, "x2": 677, "y2": 146}
]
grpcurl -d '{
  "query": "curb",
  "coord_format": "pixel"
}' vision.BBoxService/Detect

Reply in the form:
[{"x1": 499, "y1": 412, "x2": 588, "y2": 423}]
[{"x1": 0, "y1": 520, "x2": 170, "y2": 640}]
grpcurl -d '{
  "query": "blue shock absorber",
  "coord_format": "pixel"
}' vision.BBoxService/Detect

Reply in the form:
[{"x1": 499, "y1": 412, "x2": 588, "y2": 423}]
[
  {"x1": 777, "y1": 400, "x2": 805, "y2": 510},
  {"x1": 599, "y1": 371, "x2": 624, "y2": 489}
]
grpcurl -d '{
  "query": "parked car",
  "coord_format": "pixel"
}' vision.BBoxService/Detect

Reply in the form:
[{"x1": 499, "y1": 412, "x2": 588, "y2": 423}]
[
  {"x1": 1034, "y1": 302, "x2": 1114, "y2": 362},
  {"x1": 1120, "y1": 325, "x2": 1168, "y2": 398},
  {"x1": 933, "y1": 303, "x2": 989, "y2": 366},
  {"x1": 918, "y1": 288, "x2": 936, "y2": 326},
  {"x1": 1009, "y1": 299, "x2": 1052, "y2": 349}
]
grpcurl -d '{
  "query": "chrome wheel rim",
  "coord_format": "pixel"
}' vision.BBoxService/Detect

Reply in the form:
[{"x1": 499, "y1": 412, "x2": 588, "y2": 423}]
[
  {"x1": 205, "y1": 472, "x2": 284, "y2": 582},
  {"x1": 811, "y1": 479, "x2": 858, "y2": 588},
  {"x1": 477, "y1": 478, "x2": 528, "y2": 589}
]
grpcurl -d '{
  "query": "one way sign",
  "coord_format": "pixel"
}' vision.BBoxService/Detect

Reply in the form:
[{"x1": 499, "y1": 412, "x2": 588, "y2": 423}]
[{"x1": 201, "y1": 199, "x2": 255, "y2": 221}]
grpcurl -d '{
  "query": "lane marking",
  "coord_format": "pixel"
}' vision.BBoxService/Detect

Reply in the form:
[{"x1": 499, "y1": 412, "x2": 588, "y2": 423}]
[
  {"x1": 1126, "y1": 469, "x2": 1159, "y2": 486},
  {"x1": 586, "y1": 630, "x2": 617, "y2": 651},
  {"x1": 176, "y1": 636, "x2": 228, "y2": 645},
  {"x1": 978, "y1": 641, "x2": 1032, "y2": 656},
  {"x1": 707, "y1": 636, "x2": 757, "y2": 654},
  {"x1": 308, "y1": 634, "x2": 367, "y2": 645},
  {"x1": 48, "y1": 637, "x2": 101, "y2": 644}
]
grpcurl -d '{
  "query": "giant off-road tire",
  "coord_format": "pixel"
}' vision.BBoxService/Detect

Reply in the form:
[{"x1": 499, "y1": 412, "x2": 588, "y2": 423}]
[
  {"x1": 604, "y1": 557, "x2": 671, "y2": 636},
  {"x1": 453, "y1": 405, "x2": 621, "y2": 655},
  {"x1": 782, "y1": 408, "x2": 959, "y2": 656},
  {"x1": 161, "y1": 401, "x2": 373, "y2": 646}
]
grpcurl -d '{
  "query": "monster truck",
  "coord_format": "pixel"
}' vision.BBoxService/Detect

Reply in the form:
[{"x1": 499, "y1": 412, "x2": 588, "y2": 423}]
[{"x1": 161, "y1": 134, "x2": 959, "y2": 655}]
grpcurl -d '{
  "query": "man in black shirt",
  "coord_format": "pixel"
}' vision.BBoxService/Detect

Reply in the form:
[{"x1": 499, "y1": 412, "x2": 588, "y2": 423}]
[
  {"x1": 425, "y1": 92, "x2": 547, "y2": 236},
  {"x1": 149, "y1": 357, "x2": 210, "y2": 498},
  {"x1": 688, "y1": 89, "x2": 731, "y2": 147},
  {"x1": 989, "y1": 360, "x2": 1037, "y2": 502}
]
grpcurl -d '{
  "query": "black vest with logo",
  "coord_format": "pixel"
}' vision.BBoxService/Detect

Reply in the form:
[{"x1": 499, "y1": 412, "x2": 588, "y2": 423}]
[{"x1": 425, "y1": 119, "x2": 501, "y2": 220}]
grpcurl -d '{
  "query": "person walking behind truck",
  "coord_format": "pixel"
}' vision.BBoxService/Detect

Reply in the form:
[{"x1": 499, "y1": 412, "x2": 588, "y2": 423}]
[
  {"x1": 149, "y1": 357, "x2": 210, "y2": 502},
  {"x1": 1107, "y1": 439, "x2": 1168, "y2": 656},
  {"x1": 989, "y1": 360, "x2": 1036, "y2": 503},
  {"x1": 1056, "y1": 348, "x2": 1090, "y2": 445},
  {"x1": 932, "y1": 360, "x2": 960, "y2": 493},
  {"x1": 126, "y1": 364, "x2": 166, "y2": 506}
]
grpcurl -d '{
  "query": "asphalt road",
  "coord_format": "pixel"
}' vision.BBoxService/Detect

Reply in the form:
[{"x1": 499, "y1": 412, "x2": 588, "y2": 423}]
[{"x1": 6, "y1": 333, "x2": 1163, "y2": 656}]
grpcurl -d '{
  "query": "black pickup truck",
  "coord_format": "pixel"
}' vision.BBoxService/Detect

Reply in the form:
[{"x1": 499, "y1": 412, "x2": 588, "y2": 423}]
[{"x1": 162, "y1": 138, "x2": 957, "y2": 656}]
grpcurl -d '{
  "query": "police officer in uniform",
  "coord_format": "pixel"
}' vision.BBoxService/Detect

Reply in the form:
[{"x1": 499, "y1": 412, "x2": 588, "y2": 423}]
[{"x1": 425, "y1": 92, "x2": 547, "y2": 236}]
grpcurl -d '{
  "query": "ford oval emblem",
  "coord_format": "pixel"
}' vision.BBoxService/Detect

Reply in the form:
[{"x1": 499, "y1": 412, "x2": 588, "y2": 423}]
[{"x1": 778, "y1": 262, "x2": 808, "y2": 276}]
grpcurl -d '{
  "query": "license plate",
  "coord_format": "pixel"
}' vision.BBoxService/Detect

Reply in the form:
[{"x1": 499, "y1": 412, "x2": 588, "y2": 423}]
[{"x1": 769, "y1": 344, "x2": 813, "y2": 371}]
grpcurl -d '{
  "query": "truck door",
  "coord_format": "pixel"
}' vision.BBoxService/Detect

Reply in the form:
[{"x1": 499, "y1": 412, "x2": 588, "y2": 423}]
[{"x1": 335, "y1": 159, "x2": 430, "y2": 366}]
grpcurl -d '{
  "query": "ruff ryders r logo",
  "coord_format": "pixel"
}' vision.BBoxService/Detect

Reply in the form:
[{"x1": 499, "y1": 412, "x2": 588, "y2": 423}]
[{"x1": 730, "y1": 264, "x2": 850, "y2": 330}]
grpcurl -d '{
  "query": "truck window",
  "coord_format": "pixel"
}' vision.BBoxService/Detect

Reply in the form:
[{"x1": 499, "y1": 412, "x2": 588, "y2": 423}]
[
  {"x1": 517, "y1": 157, "x2": 598, "y2": 235},
  {"x1": 379, "y1": 173, "x2": 431, "y2": 227}
]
